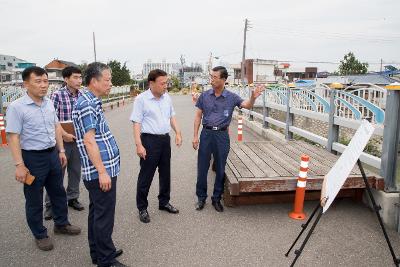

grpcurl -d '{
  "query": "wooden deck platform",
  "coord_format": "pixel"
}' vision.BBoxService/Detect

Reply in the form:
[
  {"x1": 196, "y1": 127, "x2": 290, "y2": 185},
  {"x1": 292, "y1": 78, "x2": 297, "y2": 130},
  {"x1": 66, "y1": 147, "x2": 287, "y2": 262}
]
[{"x1": 223, "y1": 140, "x2": 384, "y2": 206}]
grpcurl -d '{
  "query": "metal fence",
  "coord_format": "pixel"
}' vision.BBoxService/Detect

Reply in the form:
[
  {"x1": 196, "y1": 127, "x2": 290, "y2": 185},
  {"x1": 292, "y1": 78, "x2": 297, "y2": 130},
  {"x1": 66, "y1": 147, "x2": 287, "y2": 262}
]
[
  {"x1": 227, "y1": 84, "x2": 398, "y2": 189},
  {"x1": 1, "y1": 85, "x2": 131, "y2": 110}
]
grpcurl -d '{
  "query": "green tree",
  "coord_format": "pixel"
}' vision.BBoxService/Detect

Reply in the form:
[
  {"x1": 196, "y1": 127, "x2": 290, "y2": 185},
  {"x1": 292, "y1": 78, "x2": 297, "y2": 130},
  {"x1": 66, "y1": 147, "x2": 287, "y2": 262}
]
[
  {"x1": 338, "y1": 52, "x2": 369, "y2": 75},
  {"x1": 170, "y1": 75, "x2": 181, "y2": 89},
  {"x1": 79, "y1": 62, "x2": 88, "y2": 85},
  {"x1": 107, "y1": 60, "x2": 132, "y2": 86}
]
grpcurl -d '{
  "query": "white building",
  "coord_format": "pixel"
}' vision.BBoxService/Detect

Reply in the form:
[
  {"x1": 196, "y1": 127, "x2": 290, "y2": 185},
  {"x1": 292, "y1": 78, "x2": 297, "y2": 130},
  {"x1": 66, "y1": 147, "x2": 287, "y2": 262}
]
[{"x1": 142, "y1": 59, "x2": 180, "y2": 77}]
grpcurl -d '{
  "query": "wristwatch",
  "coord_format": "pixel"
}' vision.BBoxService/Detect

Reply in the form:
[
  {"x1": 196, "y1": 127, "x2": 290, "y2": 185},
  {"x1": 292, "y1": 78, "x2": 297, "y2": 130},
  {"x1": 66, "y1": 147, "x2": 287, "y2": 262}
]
[{"x1": 59, "y1": 149, "x2": 66, "y2": 153}]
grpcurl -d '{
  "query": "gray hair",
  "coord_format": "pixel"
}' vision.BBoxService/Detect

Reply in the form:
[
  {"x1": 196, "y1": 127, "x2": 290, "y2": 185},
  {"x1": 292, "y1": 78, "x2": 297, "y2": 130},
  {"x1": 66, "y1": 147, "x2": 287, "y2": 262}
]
[{"x1": 85, "y1": 62, "x2": 111, "y2": 85}]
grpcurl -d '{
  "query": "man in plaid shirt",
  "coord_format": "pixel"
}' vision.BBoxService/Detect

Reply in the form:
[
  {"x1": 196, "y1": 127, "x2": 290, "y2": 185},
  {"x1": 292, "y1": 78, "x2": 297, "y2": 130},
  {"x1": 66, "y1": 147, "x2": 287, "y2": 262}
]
[
  {"x1": 44, "y1": 66, "x2": 84, "y2": 221},
  {"x1": 72, "y1": 62, "x2": 126, "y2": 267}
]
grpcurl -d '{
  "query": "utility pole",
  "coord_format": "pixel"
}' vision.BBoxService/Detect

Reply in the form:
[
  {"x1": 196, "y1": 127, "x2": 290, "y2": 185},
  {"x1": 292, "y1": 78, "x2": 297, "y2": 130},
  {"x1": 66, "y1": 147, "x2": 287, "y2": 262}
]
[
  {"x1": 208, "y1": 52, "x2": 213, "y2": 73},
  {"x1": 380, "y1": 58, "x2": 383, "y2": 73},
  {"x1": 93, "y1": 32, "x2": 97, "y2": 62},
  {"x1": 241, "y1": 18, "x2": 251, "y2": 85},
  {"x1": 180, "y1": 55, "x2": 185, "y2": 88}
]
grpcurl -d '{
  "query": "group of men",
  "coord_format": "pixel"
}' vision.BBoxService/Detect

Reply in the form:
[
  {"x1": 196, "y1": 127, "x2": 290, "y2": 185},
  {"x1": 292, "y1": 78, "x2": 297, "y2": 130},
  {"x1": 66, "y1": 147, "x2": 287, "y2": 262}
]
[{"x1": 6, "y1": 64, "x2": 262, "y2": 267}]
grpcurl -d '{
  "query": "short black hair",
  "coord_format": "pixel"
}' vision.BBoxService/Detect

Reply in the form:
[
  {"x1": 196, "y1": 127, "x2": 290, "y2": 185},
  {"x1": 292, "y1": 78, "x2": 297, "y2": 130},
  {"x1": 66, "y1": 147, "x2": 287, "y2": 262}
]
[
  {"x1": 62, "y1": 66, "x2": 82, "y2": 78},
  {"x1": 148, "y1": 69, "x2": 167, "y2": 82},
  {"x1": 22, "y1": 66, "x2": 48, "y2": 81},
  {"x1": 85, "y1": 62, "x2": 111, "y2": 86},
  {"x1": 212, "y1": 66, "x2": 228, "y2": 80}
]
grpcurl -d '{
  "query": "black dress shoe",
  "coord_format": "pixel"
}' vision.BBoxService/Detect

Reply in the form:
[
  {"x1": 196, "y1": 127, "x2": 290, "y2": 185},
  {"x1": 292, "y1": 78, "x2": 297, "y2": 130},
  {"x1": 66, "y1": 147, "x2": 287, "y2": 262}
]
[
  {"x1": 139, "y1": 209, "x2": 150, "y2": 223},
  {"x1": 212, "y1": 200, "x2": 224, "y2": 212},
  {"x1": 68, "y1": 199, "x2": 84, "y2": 211},
  {"x1": 195, "y1": 200, "x2": 206, "y2": 211},
  {"x1": 110, "y1": 260, "x2": 129, "y2": 267},
  {"x1": 44, "y1": 206, "x2": 53, "y2": 220},
  {"x1": 92, "y1": 249, "x2": 123, "y2": 264},
  {"x1": 159, "y1": 203, "x2": 179, "y2": 214}
]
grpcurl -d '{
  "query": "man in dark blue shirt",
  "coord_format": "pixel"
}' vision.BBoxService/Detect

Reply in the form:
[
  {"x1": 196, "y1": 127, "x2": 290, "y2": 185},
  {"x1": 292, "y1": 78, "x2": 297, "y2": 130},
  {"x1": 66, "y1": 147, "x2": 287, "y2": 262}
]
[{"x1": 192, "y1": 66, "x2": 264, "y2": 212}]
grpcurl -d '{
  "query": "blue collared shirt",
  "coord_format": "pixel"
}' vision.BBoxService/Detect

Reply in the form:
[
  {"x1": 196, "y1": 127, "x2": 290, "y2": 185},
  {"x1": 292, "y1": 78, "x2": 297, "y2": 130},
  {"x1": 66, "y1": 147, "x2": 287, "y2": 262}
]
[
  {"x1": 72, "y1": 90, "x2": 120, "y2": 181},
  {"x1": 6, "y1": 94, "x2": 58, "y2": 150},
  {"x1": 196, "y1": 88, "x2": 243, "y2": 128},
  {"x1": 129, "y1": 89, "x2": 176, "y2": 134}
]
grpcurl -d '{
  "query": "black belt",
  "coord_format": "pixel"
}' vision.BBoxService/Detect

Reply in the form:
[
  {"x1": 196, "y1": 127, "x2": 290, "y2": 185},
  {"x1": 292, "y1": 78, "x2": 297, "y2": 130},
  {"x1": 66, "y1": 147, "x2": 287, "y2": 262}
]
[
  {"x1": 203, "y1": 125, "x2": 228, "y2": 131},
  {"x1": 22, "y1": 147, "x2": 56, "y2": 153},
  {"x1": 141, "y1": 133, "x2": 169, "y2": 137}
]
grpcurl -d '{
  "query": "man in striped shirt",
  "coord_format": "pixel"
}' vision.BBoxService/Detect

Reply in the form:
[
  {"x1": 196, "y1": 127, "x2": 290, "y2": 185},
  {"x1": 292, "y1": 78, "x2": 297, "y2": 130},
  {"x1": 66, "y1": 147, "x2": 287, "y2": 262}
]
[
  {"x1": 72, "y1": 62, "x2": 126, "y2": 267},
  {"x1": 44, "y1": 66, "x2": 84, "y2": 221}
]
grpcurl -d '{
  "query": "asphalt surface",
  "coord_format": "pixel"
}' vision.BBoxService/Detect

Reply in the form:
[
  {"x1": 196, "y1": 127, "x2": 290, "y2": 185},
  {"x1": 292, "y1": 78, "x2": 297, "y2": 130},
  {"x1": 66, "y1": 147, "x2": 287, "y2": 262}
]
[{"x1": 0, "y1": 95, "x2": 399, "y2": 267}]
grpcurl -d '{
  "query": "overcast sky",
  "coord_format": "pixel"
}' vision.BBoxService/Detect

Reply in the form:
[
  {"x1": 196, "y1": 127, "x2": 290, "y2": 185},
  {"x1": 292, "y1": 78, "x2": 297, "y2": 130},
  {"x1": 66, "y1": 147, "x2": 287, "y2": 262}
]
[{"x1": 1, "y1": 0, "x2": 399, "y2": 73}]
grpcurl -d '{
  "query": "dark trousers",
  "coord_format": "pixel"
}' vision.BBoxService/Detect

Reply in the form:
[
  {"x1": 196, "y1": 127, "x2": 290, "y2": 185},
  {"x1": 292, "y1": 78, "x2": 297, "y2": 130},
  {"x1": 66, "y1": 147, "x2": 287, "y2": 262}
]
[
  {"x1": 45, "y1": 141, "x2": 82, "y2": 206},
  {"x1": 196, "y1": 129, "x2": 230, "y2": 202},
  {"x1": 84, "y1": 177, "x2": 117, "y2": 267},
  {"x1": 136, "y1": 134, "x2": 171, "y2": 211},
  {"x1": 22, "y1": 148, "x2": 69, "y2": 239}
]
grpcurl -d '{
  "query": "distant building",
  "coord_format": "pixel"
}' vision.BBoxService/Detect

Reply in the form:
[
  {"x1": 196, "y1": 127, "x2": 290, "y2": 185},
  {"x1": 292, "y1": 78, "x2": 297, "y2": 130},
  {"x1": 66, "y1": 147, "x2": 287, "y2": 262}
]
[
  {"x1": 285, "y1": 67, "x2": 318, "y2": 82},
  {"x1": 0, "y1": 54, "x2": 36, "y2": 85},
  {"x1": 181, "y1": 65, "x2": 204, "y2": 86},
  {"x1": 316, "y1": 73, "x2": 397, "y2": 86},
  {"x1": 142, "y1": 59, "x2": 180, "y2": 77},
  {"x1": 243, "y1": 59, "x2": 278, "y2": 84},
  {"x1": 227, "y1": 64, "x2": 241, "y2": 85},
  {"x1": 44, "y1": 59, "x2": 79, "y2": 85}
]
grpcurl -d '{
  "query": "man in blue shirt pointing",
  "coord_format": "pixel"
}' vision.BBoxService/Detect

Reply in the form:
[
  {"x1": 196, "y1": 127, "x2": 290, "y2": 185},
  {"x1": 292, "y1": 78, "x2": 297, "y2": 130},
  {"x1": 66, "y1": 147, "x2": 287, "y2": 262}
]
[{"x1": 193, "y1": 66, "x2": 264, "y2": 212}]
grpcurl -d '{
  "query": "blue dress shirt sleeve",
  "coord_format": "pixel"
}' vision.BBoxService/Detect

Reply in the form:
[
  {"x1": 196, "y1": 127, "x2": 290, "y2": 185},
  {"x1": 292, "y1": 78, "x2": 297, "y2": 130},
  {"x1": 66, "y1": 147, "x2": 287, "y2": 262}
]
[
  {"x1": 234, "y1": 93, "x2": 244, "y2": 107},
  {"x1": 130, "y1": 96, "x2": 144, "y2": 123},
  {"x1": 5, "y1": 104, "x2": 22, "y2": 134},
  {"x1": 195, "y1": 93, "x2": 204, "y2": 110}
]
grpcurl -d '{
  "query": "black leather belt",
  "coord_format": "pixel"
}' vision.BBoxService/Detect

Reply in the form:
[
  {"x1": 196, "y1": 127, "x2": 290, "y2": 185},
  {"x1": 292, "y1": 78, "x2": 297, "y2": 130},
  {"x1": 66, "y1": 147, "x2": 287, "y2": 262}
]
[
  {"x1": 141, "y1": 133, "x2": 169, "y2": 137},
  {"x1": 203, "y1": 125, "x2": 228, "y2": 131},
  {"x1": 22, "y1": 147, "x2": 55, "y2": 153}
]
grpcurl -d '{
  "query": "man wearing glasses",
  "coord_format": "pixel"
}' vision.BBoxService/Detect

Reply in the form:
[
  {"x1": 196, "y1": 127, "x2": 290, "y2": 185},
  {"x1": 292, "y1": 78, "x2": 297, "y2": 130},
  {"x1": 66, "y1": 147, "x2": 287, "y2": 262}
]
[{"x1": 192, "y1": 66, "x2": 264, "y2": 212}]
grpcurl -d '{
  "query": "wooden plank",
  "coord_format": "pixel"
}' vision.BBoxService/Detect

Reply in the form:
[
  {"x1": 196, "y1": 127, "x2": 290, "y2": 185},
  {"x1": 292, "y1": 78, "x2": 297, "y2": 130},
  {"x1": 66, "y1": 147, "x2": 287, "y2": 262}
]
[
  {"x1": 272, "y1": 142, "x2": 330, "y2": 176},
  {"x1": 246, "y1": 143, "x2": 292, "y2": 177},
  {"x1": 228, "y1": 189, "x2": 362, "y2": 206},
  {"x1": 228, "y1": 146, "x2": 254, "y2": 178},
  {"x1": 225, "y1": 162, "x2": 239, "y2": 196},
  {"x1": 226, "y1": 158, "x2": 240, "y2": 178},
  {"x1": 259, "y1": 143, "x2": 300, "y2": 176},
  {"x1": 268, "y1": 142, "x2": 318, "y2": 176},
  {"x1": 238, "y1": 175, "x2": 377, "y2": 193},
  {"x1": 231, "y1": 143, "x2": 264, "y2": 177},
  {"x1": 293, "y1": 141, "x2": 363, "y2": 175},
  {"x1": 237, "y1": 143, "x2": 279, "y2": 177},
  {"x1": 290, "y1": 141, "x2": 337, "y2": 168}
]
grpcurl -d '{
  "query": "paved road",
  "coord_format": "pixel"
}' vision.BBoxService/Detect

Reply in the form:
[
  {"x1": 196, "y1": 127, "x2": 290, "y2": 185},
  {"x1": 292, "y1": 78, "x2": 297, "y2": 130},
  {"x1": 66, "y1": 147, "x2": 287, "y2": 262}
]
[{"x1": 0, "y1": 95, "x2": 399, "y2": 267}]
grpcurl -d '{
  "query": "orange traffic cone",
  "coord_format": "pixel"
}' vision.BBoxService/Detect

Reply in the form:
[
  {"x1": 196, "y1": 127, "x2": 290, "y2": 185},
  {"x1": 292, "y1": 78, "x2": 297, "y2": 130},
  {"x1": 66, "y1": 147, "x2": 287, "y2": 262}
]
[
  {"x1": 0, "y1": 114, "x2": 7, "y2": 147},
  {"x1": 237, "y1": 116, "x2": 243, "y2": 142},
  {"x1": 289, "y1": 155, "x2": 310, "y2": 220}
]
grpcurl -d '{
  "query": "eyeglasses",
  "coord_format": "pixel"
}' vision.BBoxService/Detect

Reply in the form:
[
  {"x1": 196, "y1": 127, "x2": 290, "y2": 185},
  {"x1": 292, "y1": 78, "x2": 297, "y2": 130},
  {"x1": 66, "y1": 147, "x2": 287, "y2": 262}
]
[{"x1": 209, "y1": 74, "x2": 221, "y2": 80}]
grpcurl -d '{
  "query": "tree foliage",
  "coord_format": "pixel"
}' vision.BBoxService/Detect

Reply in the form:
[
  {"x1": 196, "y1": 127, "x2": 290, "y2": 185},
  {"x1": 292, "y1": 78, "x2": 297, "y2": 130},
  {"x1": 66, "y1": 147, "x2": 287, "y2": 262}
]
[
  {"x1": 107, "y1": 60, "x2": 131, "y2": 86},
  {"x1": 338, "y1": 52, "x2": 368, "y2": 75}
]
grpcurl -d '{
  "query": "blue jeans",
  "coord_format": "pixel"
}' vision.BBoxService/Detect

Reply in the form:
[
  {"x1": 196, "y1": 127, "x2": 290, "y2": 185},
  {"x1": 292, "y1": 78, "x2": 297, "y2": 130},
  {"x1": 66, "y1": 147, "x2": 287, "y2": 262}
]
[
  {"x1": 196, "y1": 129, "x2": 230, "y2": 202},
  {"x1": 22, "y1": 148, "x2": 69, "y2": 239}
]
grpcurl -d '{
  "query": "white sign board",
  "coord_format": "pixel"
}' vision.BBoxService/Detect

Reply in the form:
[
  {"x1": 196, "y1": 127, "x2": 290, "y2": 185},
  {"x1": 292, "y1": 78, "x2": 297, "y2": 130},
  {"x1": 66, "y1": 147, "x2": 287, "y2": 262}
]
[{"x1": 321, "y1": 120, "x2": 375, "y2": 213}]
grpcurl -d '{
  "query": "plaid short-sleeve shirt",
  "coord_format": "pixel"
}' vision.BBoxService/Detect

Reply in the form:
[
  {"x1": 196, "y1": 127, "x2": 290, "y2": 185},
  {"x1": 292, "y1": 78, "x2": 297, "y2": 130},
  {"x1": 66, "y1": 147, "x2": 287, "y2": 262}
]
[
  {"x1": 72, "y1": 89, "x2": 120, "y2": 181},
  {"x1": 51, "y1": 86, "x2": 82, "y2": 121}
]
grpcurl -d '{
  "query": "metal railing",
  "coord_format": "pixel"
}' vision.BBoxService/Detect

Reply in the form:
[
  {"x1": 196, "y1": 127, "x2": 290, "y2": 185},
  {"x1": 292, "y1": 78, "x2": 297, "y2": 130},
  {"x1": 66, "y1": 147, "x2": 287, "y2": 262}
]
[
  {"x1": 1, "y1": 85, "x2": 131, "y2": 110},
  {"x1": 227, "y1": 84, "x2": 396, "y2": 189}
]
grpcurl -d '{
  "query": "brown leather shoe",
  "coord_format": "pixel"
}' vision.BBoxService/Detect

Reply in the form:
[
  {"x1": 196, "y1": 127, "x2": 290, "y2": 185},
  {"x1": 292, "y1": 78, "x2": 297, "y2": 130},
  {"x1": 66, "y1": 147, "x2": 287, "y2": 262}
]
[
  {"x1": 54, "y1": 224, "x2": 81, "y2": 235},
  {"x1": 35, "y1": 237, "x2": 54, "y2": 251}
]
